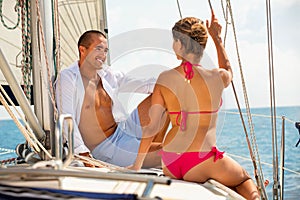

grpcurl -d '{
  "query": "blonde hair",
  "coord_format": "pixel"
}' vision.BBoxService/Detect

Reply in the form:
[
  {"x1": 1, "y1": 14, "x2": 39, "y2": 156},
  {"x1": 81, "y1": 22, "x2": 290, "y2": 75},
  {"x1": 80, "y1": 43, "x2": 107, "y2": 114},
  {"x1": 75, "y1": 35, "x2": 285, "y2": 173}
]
[{"x1": 172, "y1": 17, "x2": 208, "y2": 57}]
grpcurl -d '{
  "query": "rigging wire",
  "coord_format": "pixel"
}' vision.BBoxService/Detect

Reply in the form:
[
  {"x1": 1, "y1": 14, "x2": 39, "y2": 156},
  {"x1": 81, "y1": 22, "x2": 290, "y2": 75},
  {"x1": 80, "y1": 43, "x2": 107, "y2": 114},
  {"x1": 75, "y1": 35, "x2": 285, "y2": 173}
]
[
  {"x1": 220, "y1": 0, "x2": 229, "y2": 47},
  {"x1": 33, "y1": 0, "x2": 59, "y2": 124},
  {"x1": 217, "y1": 0, "x2": 268, "y2": 198},
  {"x1": 228, "y1": 153, "x2": 300, "y2": 176},
  {"x1": 53, "y1": 0, "x2": 61, "y2": 122},
  {"x1": 223, "y1": 110, "x2": 296, "y2": 124},
  {"x1": 176, "y1": 0, "x2": 183, "y2": 19},
  {"x1": 0, "y1": 85, "x2": 52, "y2": 159},
  {"x1": 207, "y1": 0, "x2": 213, "y2": 13},
  {"x1": 265, "y1": 0, "x2": 280, "y2": 199}
]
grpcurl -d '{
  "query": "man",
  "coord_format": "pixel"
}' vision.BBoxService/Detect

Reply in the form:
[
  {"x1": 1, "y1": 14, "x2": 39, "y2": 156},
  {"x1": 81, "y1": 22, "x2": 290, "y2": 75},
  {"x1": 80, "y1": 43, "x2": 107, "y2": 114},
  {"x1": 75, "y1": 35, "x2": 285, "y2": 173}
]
[{"x1": 55, "y1": 30, "x2": 168, "y2": 167}]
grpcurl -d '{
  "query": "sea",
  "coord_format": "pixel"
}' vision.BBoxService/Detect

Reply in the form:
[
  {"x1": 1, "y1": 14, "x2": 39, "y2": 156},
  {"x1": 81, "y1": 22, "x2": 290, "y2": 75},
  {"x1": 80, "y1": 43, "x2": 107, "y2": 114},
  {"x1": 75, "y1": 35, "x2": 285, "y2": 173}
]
[{"x1": 0, "y1": 106, "x2": 299, "y2": 199}]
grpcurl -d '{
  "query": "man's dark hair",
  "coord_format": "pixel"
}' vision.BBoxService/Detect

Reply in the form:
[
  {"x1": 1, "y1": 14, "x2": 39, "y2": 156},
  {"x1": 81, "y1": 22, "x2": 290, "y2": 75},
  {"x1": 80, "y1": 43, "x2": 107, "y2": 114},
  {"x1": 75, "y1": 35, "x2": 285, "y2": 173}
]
[{"x1": 77, "y1": 30, "x2": 106, "y2": 49}]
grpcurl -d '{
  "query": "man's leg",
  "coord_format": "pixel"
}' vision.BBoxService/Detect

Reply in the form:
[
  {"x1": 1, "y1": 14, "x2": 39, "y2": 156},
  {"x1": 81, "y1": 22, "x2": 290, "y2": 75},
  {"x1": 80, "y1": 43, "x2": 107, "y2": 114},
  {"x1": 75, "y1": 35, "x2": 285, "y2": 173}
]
[{"x1": 137, "y1": 95, "x2": 170, "y2": 168}]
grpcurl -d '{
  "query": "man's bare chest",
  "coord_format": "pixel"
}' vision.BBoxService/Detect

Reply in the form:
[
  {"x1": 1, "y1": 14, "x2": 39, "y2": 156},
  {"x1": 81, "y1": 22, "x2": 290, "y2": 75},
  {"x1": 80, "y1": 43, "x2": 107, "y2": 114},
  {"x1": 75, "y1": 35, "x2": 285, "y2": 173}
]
[{"x1": 95, "y1": 80, "x2": 112, "y2": 107}]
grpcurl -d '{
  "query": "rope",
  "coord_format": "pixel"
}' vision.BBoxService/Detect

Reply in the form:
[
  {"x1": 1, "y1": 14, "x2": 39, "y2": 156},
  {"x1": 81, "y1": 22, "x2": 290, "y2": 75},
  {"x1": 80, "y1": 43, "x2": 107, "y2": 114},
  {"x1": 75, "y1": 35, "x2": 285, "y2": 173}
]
[
  {"x1": 227, "y1": 153, "x2": 300, "y2": 176},
  {"x1": 53, "y1": 0, "x2": 61, "y2": 122},
  {"x1": 220, "y1": 1, "x2": 268, "y2": 198},
  {"x1": 20, "y1": 0, "x2": 32, "y2": 103},
  {"x1": 223, "y1": 110, "x2": 296, "y2": 124},
  {"x1": 176, "y1": 0, "x2": 183, "y2": 19},
  {"x1": 0, "y1": 0, "x2": 20, "y2": 30},
  {"x1": 265, "y1": 0, "x2": 280, "y2": 198},
  {"x1": 0, "y1": 147, "x2": 15, "y2": 153},
  {"x1": 207, "y1": 0, "x2": 213, "y2": 13},
  {"x1": 74, "y1": 154, "x2": 130, "y2": 172},
  {"x1": 0, "y1": 86, "x2": 25, "y2": 120},
  {"x1": 0, "y1": 85, "x2": 53, "y2": 159},
  {"x1": 0, "y1": 90, "x2": 39, "y2": 152},
  {"x1": 220, "y1": 0, "x2": 230, "y2": 47},
  {"x1": 0, "y1": 158, "x2": 17, "y2": 165}
]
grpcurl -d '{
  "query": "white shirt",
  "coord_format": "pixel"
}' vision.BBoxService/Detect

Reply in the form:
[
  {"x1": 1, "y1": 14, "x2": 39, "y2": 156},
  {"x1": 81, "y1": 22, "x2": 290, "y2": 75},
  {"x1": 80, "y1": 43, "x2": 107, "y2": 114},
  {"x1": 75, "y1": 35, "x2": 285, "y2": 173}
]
[{"x1": 55, "y1": 61, "x2": 155, "y2": 154}]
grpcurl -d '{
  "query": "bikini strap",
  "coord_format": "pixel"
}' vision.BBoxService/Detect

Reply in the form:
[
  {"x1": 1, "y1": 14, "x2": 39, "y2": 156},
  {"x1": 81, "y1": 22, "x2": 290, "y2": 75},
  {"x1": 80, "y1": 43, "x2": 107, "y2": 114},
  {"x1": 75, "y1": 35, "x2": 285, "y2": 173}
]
[
  {"x1": 211, "y1": 146, "x2": 225, "y2": 162},
  {"x1": 169, "y1": 99, "x2": 223, "y2": 131},
  {"x1": 168, "y1": 111, "x2": 187, "y2": 131},
  {"x1": 181, "y1": 61, "x2": 200, "y2": 83}
]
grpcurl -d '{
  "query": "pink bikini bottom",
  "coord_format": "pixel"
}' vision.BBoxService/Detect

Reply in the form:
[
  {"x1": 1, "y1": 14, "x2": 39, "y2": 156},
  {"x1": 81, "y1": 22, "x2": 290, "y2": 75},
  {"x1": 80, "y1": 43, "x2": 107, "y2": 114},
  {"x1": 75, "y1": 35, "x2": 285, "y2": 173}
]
[{"x1": 160, "y1": 146, "x2": 224, "y2": 179}]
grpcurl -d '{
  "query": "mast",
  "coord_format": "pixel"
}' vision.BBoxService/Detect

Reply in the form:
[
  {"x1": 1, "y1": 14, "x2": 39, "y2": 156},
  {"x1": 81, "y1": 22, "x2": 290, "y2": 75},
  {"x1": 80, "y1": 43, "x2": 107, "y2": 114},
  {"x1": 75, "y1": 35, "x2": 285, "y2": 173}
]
[
  {"x1": 0, "y1": 48, "x2": 45, "y2": 140},
  {"x1": 30, "y1": 0, "x2": 56, "y2": 153}
]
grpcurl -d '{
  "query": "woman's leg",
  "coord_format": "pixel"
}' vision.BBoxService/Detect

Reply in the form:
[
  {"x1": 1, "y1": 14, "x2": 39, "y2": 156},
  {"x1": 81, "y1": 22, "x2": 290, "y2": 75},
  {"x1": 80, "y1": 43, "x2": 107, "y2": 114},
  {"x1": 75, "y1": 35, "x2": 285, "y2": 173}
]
[{"x1": 183, "y1": 155, "x2": 259, "y2": 200}]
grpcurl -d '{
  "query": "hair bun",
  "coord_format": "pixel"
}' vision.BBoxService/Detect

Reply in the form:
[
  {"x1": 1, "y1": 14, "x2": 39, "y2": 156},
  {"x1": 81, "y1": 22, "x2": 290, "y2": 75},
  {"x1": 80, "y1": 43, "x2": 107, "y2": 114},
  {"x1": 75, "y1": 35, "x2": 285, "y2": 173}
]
[
  {"x1": 190, "y1": 22, "x2": 208, "y2": 45},
  {"x1": 172, "y1": 17, "x2": 208, "y2": 53}
]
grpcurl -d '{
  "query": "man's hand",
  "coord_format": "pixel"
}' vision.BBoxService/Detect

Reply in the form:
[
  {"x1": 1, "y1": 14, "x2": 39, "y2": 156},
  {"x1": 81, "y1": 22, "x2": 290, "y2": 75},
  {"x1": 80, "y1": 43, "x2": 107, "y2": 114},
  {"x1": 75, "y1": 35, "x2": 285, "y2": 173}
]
[
  {"x1": 126, "y1": 164, "x2": 141, "y2": 171},
  {"x1": 79, "y1": 152, "x2": 95, "y2": 167}
]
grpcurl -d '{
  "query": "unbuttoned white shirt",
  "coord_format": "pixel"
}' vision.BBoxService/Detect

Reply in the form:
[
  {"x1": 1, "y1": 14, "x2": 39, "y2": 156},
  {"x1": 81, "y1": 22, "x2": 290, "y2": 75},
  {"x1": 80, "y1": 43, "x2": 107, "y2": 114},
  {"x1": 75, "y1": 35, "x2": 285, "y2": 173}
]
[{"x1": 55, "y1": 61, "x2": 155, "y2": 154}]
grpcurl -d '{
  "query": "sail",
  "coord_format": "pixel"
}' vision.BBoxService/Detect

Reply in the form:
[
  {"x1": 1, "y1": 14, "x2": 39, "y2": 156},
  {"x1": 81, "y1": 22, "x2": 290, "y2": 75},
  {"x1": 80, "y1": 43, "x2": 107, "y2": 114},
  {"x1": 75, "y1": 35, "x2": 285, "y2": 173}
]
[
  {"x1": 58, "y1": 0, "x2": 108, "y2": 68},
  {"x1": 0, "y1": 0, "x2": 107, "y2": 132},
  {"x1": 0, "y1": 1, "x2": 22, "y2": 85}
]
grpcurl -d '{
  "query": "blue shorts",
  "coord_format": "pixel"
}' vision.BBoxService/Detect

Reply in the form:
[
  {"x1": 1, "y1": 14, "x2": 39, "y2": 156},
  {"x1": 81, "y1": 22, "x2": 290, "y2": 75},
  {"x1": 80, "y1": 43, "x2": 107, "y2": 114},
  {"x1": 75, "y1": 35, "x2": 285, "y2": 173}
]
[{"x1": 91, "y1": 109, "x2": 142, "y2": 167}]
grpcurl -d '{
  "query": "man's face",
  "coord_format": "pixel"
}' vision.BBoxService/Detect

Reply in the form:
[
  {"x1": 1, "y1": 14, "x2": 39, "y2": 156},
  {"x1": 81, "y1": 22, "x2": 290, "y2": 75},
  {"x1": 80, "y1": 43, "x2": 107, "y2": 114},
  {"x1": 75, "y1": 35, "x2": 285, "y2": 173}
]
[{"x1": 80, "y1": 35, "x2": 108, "y2": 70}]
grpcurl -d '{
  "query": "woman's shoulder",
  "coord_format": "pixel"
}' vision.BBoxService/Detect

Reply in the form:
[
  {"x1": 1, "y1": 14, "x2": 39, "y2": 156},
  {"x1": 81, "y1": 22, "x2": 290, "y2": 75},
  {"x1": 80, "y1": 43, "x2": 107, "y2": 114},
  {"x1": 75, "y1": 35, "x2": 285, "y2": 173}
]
[
  {"x1": 159, "y1": 67, "x2": 182, "y2": 77},
  {"x1": 196, "y1": 67, "x2": 222, "y2": 77},
  {"x1": 157, "y1": 68, "x2": 180, "y2": 83}
]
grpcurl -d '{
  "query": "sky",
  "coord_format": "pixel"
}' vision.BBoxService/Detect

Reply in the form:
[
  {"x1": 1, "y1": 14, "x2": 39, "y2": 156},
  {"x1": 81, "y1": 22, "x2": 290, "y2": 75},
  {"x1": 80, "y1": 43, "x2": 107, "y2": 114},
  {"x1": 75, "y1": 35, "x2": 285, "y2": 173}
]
[
  {"x1": 0, "y1": 0, "x2": 300, "y2": 119},
  {"x1": 105, "y1": 0, "x2": 300, "y2": 110}
]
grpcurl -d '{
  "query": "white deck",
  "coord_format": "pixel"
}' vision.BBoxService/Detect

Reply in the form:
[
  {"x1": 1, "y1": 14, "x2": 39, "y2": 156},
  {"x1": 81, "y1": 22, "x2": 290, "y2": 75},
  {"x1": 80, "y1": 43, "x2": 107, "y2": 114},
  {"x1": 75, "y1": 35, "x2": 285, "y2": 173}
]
[{"x1": 0, "y1": 166, "x2": 245, "y2": 199}]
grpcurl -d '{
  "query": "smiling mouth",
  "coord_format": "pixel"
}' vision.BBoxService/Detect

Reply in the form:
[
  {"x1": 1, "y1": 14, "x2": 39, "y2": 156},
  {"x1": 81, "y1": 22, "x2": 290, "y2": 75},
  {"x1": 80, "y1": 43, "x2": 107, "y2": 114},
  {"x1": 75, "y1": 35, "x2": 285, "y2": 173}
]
[{"x1": 96, "y1": 58, "x2": 104, "y2": 64}]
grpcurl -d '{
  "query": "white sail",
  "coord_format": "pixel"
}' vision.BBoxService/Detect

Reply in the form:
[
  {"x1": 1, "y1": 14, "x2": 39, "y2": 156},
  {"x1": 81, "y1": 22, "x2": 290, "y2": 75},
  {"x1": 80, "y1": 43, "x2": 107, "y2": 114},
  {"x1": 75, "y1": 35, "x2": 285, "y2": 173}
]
[{"x1": 1, "y1": 1, "x2": 299, "y2": 199}]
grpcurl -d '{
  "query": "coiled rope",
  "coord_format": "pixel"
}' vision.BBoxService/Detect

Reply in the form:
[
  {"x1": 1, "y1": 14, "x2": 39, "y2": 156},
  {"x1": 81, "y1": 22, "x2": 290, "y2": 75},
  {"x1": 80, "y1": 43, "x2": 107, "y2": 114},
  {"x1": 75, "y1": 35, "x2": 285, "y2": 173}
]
[
  {"x1": 0, "y1": 0, "x2": 20, "y2": 30},
  {"x1": 20, "y1": 0, "x2": 32, "y2": 103}
]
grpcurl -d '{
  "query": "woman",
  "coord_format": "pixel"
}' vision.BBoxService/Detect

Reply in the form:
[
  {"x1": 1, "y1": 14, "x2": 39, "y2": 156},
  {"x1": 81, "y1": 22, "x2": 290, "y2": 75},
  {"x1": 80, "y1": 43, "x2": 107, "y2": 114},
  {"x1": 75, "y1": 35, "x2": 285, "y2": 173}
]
[{"x1": 131, "y1": 11, "x2": 259, "y2": 200}]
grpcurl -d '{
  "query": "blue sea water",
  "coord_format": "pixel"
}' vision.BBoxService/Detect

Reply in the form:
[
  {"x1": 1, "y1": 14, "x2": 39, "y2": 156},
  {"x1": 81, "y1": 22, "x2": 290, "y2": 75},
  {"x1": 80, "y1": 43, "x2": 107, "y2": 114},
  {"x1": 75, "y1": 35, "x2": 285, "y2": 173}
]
[
  {"x1": 0, "y1": 106, "x2": 299, "y2": 199},
  {"x1": 216, "y1": 106, "x2": 300, "y2": 200}
]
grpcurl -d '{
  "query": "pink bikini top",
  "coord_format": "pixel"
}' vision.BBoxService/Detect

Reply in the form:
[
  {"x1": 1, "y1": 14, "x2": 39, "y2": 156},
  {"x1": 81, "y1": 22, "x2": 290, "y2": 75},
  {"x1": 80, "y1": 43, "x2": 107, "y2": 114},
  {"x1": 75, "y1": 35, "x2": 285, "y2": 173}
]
[
  {"x1": 169, "y1": 99, "x2": 223, "y2": 131},
  {"x1": 169, "y1": 61, "x2": 222, "y2": 131}
]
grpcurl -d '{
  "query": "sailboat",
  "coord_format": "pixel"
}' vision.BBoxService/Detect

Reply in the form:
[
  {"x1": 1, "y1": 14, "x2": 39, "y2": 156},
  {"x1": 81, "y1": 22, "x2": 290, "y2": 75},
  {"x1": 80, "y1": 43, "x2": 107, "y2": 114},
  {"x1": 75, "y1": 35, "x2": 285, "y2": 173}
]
[{"x1": 0, "y1": 0, "x2": 299, "y2": 199}]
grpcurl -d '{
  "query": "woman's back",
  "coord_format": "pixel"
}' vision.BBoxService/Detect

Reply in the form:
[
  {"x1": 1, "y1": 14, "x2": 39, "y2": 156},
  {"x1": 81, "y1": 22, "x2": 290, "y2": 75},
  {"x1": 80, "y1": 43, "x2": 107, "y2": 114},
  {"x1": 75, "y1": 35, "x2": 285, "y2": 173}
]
[
  {"x1": 132, "y1": 14, "x2": 259, "y2": 200},
  {"x1": 155, "y1": 63, "x2": 225, "y2": 152}
]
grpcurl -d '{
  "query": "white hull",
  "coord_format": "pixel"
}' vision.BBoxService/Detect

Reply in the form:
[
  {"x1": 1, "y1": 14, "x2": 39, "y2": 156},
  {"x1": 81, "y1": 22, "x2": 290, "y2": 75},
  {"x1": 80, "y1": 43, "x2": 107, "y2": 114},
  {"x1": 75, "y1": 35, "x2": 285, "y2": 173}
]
[{"x1": 0, "y1": 166, "x2": 244, "y2": 199}]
